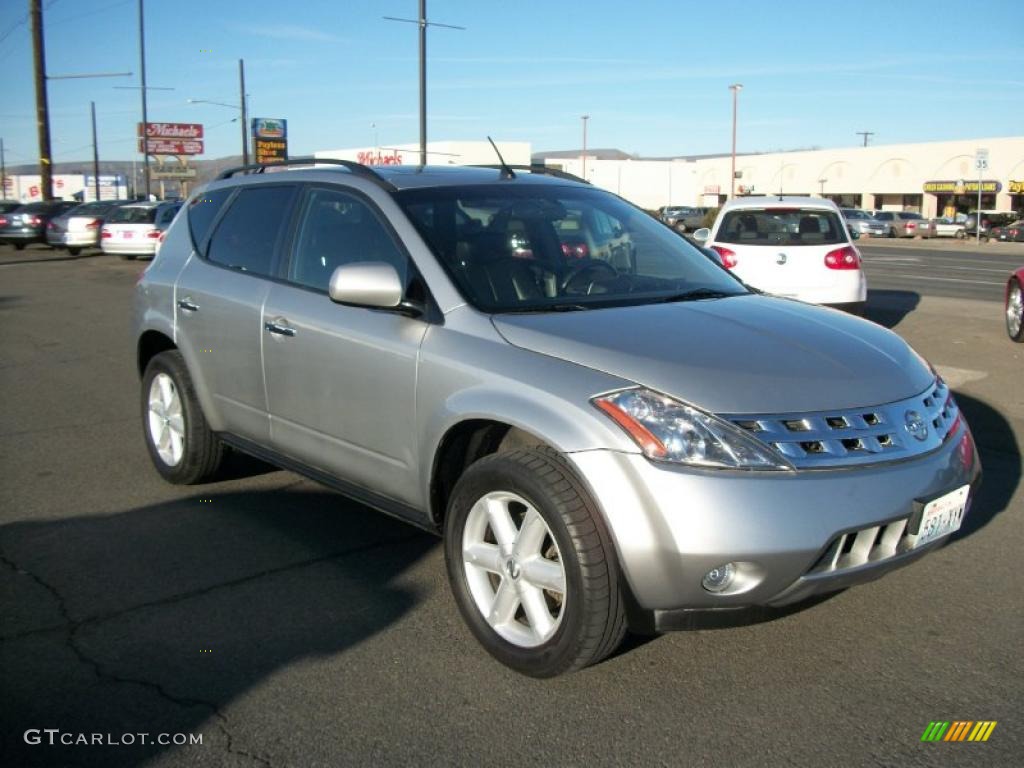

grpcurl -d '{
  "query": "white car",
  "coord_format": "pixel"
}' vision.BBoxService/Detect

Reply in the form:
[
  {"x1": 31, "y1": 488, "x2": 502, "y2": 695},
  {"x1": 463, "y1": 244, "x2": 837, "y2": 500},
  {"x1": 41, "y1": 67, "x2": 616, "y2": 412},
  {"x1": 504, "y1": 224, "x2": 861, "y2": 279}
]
[
  {"x1": 694, "y1": 197, "x2": 867, "y2": 314},
  {"x1": 100, "y1": 201, "x2": 182, "y2": 260}
]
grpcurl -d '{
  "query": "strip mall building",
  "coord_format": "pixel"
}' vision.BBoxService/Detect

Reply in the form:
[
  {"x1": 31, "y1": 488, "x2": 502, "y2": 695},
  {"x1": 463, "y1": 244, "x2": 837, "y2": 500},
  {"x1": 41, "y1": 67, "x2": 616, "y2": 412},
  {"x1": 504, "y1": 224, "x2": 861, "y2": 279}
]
[{"x1": 545, "y1": 136, "x2": 1024, "y2": 216}]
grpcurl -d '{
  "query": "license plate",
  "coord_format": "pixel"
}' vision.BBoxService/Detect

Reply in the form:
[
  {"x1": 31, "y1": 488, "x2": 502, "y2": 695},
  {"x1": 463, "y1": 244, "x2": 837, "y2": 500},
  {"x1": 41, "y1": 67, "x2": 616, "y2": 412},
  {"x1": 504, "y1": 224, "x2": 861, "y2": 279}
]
[
  {"x1": 123, "y1": 232, "x2": 133, "y2": 239},
  {"x1": 913, "y1": 485, "x2": 969, "y2": 548}
]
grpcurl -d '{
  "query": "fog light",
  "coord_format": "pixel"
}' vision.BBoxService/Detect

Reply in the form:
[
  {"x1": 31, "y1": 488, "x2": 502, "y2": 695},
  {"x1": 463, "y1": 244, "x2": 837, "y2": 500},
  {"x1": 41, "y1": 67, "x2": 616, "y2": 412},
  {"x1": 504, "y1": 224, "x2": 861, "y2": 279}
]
[{"x1": 702, "y1": 563, "x2": 736, "y2": 593}]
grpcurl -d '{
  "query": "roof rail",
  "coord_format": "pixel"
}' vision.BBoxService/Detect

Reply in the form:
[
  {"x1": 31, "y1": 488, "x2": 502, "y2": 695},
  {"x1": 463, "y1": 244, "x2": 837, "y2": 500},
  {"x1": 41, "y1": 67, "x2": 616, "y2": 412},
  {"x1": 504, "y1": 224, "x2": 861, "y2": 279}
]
[
  {"x1": 472, "y1": 164, "x2": 590, "y2": 184},
  {"x1": 215, "y1": 156, "x2": 397, "y2": 191}
]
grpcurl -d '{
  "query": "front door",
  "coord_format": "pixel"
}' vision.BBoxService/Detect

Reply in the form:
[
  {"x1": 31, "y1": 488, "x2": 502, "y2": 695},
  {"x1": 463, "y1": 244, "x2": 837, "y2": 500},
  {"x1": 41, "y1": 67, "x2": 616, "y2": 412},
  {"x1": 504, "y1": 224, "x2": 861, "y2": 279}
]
[{"x1": 262, "y1": 185, "x2": 428, "y2": 506}]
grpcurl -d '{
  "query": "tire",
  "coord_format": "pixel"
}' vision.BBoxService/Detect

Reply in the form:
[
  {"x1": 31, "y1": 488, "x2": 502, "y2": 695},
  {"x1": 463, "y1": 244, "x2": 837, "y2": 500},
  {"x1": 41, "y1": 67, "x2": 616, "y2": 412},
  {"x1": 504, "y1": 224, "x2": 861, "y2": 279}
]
[
  {"x1": 955, "y1": 230, "x2": 965, "y2": 240},
  {"x1": 13, "y1": 243, "x2": 25, "y2": 250},
  {"x1": 141, "y1": 350, "x2": 224, "y2": 484},
  {"x1": 67, "y1": 247, "x2": 80, "y2": 256},
  {"x1": 444, "y1": 447, "x2": 627, "y2": 677},
  {"x1": 1007, "y1": 279, "x2": 1024, "y2": 343},
  {"x1": 119, "y1": 253, "x2": 137, "y2": 260},
  {"x1": 888, "y1": 228, "x2": 896, "y2": 238}
]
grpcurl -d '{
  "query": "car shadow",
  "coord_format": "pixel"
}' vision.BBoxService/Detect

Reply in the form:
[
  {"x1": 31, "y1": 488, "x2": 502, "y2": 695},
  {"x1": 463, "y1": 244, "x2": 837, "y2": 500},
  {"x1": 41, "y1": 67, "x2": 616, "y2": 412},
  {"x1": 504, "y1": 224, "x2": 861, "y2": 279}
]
[
  {"x1": 949, "y1": 391, "x2": 1020, "y2": 543},
  {"x1": 0, "y1": 487, "x2": 438, "y2": 767},
  {"x1": 864, "y1": 289, "x2": 921, "y2": 328}
]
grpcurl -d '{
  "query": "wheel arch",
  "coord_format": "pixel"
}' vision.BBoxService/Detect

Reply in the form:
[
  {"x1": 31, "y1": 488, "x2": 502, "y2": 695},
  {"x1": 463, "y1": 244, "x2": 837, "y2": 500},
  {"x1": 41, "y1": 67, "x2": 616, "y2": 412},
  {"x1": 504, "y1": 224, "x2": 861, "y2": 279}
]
[{"x1": 137, "y1": 329, "x2": 177, "y2": 377}]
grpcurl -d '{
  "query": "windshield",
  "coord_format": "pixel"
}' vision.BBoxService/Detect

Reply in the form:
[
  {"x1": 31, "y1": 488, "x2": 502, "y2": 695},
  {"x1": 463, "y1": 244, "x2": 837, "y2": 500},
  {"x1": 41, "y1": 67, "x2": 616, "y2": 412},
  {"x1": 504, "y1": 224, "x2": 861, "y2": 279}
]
[
  {"x1": 397, "y1": 185, "x2": 747, "y2": 313},
  {"x1": 106, "y1": 206, "x2": 157, "y2": 224},
  {"x1": 842, "y1": 209, "x2": 868, "y2": 219},
  {"x1": 715, "y1": 207, "x2": 847, "y2": 246}
]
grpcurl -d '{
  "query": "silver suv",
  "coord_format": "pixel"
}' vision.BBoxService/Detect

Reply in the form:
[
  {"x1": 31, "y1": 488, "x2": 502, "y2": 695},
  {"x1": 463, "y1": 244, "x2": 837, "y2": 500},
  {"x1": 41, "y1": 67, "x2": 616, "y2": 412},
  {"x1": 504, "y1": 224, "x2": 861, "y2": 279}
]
[{"x1": 134, "y1": 159, "x2": 981, "y2": 677}]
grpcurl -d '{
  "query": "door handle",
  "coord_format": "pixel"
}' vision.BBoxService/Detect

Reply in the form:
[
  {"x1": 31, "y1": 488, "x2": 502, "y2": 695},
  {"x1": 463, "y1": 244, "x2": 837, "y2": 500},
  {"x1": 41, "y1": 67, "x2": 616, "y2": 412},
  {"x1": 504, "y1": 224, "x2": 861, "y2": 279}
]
[
  {"x1": 177, "y1": 297, "x2": 199, "y2": 312},
  {"x1": 264, "y1": 321, "x2": 296, "y2": 337}
]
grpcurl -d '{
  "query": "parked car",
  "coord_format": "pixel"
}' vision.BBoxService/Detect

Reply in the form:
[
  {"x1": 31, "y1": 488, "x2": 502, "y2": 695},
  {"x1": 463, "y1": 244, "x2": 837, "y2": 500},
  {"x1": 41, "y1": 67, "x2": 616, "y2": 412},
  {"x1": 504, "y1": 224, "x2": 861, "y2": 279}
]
[
  {"x1": 0, "y1": 200, "x2": 78, "y2": 249},
  {"x1": 872, "y1": 210, "x2": 932, "y2": 238},
  {"x1": 693, "y1": 197, "x2": 866, "y2": 314},
  {"x1": 989, "y1": 219, "x2": 1024, "y2": 243},
  {"x1": 134, "y1": 160, "x2": 980, "y2": 677},
  {"x1": 933, "y1": 216, "x2": 967, "y2": 238},
  {"x1": 660, "y1": 206, "x2": 707, "y2": 232},
  {"x1": 963, "y1": 211, "x2": 1017, "y2": 240},
  {"x1": 1008, "y1": 266, "x2": 1024, "y2": 342},
  {"x1": 840, "y1": 208, "x2": 887, "y2": 237},
  {"x1": 101, "y1": 201, "x2": 182, "y2": 259},
  {"x1": 46, "y1": 199, "x2": 134, "y2": 255}
]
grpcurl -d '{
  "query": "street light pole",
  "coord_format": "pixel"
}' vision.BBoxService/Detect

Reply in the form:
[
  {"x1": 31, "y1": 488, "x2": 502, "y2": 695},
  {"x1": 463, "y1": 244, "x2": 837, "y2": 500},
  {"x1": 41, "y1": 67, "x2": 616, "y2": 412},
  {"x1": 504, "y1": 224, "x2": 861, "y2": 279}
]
[
  {"x1": 729, "y1": 83, "x2": 743, "y2": 200},
  {"x1": 30, "y1": 0, "x2": 54, "y2": 201},
  {"x1": 238, "y1": 59, "x2": 249, "y2": 166},
  {"x1": 138, "y1": 0, "x2": 150, "y2": 199},
  {"x1": 1, "y1": 137, "x2": 7, "y2": 200},
  {"x1": 91, "y1": 101, "x2": 100, "y2": 201},
  {"x1": 581, "y1": 114, "x2": 590, "y2": 179}
]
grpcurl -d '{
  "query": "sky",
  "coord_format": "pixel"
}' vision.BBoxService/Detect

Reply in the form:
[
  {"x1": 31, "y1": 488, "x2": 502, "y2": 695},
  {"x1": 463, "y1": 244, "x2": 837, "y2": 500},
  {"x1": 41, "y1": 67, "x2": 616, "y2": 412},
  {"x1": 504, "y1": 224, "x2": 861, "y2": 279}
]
[{"x1": 0, "y1": 0, "x2": 1021, "y2": 167}]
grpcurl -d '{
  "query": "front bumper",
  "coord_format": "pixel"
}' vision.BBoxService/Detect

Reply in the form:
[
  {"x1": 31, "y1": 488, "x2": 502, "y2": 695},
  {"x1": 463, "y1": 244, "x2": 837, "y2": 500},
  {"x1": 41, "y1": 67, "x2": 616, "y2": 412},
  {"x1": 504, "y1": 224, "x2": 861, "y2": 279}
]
[{"x1": 568, "y1": 421, "x2": 980, "y2": 615}]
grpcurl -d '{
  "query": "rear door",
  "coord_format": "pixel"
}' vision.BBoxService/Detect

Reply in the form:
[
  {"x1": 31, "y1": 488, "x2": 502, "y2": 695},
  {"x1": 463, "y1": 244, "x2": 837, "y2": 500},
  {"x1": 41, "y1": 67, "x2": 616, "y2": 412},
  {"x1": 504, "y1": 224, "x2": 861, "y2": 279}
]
[
  {"x1": 174, "y1": 183, "x2": 299, "y2": 442},
  {"x1": 711, "y1": 207, "x2": 847, "y2": 297}
]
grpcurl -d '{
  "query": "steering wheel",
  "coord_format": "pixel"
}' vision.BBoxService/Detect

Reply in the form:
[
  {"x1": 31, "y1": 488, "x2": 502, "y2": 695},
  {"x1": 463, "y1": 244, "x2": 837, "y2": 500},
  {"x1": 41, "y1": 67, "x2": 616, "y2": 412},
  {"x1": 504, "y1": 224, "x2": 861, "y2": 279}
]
[{"x1": 560, "y1": 258, "x2": 619, "y2": 294}]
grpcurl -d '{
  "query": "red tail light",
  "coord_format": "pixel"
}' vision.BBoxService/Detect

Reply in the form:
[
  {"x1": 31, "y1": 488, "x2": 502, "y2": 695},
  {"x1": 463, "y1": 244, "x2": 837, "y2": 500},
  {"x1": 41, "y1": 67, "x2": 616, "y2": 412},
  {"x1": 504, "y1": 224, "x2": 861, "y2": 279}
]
[
  {"x1": 85, "y1": 219, "x2": 101, "y2": 230},
  {"x1": 824, "y1": 245, "x2": 861, "y2": 270},
  {"x1": 146, "y1": 229, "x2": 161, "y2": 239},
  {"x1": 710, "y1": 245, "x2": 738, "y2": 268},
  {"x1": 47, "y1": 221, "x2": 55, "y2": 229},
  {"x1": 560, "y1": 241, "x2": 589, "y2": 259},
  {"x1": 0, "y1": 216, "x2": 7, "y2": 227},
  {"x1": 28, "y1": 216, "x2": 42, "y2": 226},
  {"x1": 906, "y1": 222, "x2": 916, "y2": 229},
  {"x1": 101, "y1": 229, "x2": 111, "y2": 239},
  {"x1": 1011, "y1": 229, "x2": 1019, "y2": 236}
]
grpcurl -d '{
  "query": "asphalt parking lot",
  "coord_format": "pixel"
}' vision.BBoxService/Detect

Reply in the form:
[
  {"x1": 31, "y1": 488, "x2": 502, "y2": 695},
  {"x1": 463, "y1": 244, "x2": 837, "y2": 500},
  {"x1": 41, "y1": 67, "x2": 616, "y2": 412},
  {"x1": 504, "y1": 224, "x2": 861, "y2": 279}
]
[{"x1": 1, "y1": 241, "x2": 1021, "y2": 767}]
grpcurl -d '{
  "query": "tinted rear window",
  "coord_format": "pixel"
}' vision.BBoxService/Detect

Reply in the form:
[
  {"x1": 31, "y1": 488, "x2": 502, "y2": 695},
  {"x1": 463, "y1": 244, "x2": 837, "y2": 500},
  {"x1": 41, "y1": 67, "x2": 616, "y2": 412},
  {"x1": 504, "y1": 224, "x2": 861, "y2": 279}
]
[
  {"x1": 187, "y1": 187, "x2": 233, "y2": 250},
  {"x1": 716, "y1": 208, "x2": 846, "y2": 246},
  {"x1": 206, "y1": 185, "x2": 296, "y2": 275},
  {"x1": 69, "y1": 202, "x2": 113, "y2": 216},
  {"x1": 107, "y1": 206, "x2": 157, "y2": 224},
  {"x1": 898, "y1": 212, "x2": 923, "y2": 220}
]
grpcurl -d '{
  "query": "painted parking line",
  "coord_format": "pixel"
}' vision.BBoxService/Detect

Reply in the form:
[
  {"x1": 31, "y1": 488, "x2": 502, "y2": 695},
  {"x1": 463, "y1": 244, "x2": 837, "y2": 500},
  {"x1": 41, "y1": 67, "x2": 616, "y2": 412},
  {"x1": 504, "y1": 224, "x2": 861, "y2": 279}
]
[
  {"x1": 933, "y1": 365, "x2": 988, "y2": 388},
  {"x1": 878, "y1": 274, "x2": 1004, "y2": 286}
]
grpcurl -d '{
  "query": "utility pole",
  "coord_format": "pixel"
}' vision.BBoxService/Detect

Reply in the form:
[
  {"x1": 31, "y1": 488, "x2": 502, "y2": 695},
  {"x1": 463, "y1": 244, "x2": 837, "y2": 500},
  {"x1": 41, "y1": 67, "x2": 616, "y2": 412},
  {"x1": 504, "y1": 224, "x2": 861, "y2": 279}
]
[
  {"x1": 856, "y1": 131, "x2": 874, "y2": 147},
  {"x1": 1, "y1": 137, "x2": 7, "y2": 200},
  {"x1": 138, "y1": 0, "x2": 150, "y2": 199},
  {"x1": 239, "y1": 59, "x2": 249, "y2": 166},
  {"x1": 383, "y1": 2, "x2": 464, "y2": 166},
  {"x1": 729, "y1": 83, "x2": 743, "y2": 200},
  {"x1": 91, "y1": 101, "x2": 100, "y2": 201},
  {"x1": 581, "y1": 114, "x2": 590, "y2": 179},
  {"x1": 30, "y1": 0, "x2": 54, "y2": 201}
]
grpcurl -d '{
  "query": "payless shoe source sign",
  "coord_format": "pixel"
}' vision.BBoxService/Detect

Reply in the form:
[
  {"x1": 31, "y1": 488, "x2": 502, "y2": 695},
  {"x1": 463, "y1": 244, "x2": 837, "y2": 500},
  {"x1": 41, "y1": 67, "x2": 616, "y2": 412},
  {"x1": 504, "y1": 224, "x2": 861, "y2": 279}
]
[{"x1": 252, "y1": 118, "x2": 287, "y2": 165}]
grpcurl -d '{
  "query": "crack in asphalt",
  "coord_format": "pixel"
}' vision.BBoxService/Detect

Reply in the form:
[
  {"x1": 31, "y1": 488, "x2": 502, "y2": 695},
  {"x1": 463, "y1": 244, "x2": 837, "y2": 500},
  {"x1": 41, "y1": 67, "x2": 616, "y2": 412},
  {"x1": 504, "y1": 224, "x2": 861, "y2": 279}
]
[{"x1": 0, "y1": 533, "x2": 424, "y2": 766}]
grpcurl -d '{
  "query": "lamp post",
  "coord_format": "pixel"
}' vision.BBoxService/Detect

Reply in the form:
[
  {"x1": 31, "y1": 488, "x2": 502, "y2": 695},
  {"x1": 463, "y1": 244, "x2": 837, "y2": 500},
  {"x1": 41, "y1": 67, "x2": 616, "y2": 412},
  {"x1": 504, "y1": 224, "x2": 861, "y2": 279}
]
[
  {"x1": 581, "y1": 114, "x2": 590, "y2": 179},
  {"x1": 729, "y1": 83, "x2": 743, "y2": 200},
  {"x1": 818, "y1": 178, "x2": 827, "y2": 197},
  {"x1": 187, "y1": 97, "x2": 248, "y2": 162}
]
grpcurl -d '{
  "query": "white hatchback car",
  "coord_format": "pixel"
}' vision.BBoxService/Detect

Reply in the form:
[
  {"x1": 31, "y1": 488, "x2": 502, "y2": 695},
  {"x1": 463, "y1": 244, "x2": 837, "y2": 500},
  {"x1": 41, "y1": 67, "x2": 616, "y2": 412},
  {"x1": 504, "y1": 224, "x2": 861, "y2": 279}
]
[{"x1": 695, "y1": 197, "x2": 867, "y2": 314}]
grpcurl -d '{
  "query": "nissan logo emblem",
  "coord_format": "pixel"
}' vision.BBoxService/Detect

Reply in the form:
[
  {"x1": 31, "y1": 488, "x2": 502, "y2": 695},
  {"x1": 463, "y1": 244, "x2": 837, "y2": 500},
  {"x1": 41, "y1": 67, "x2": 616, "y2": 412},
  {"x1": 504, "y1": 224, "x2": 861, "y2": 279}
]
[
  {"x1": 776, "y1": 253, "x2": 787, "y2": 265},
  {"x1": 904, "y1": 410, "x2": 928, "y2": 442}
]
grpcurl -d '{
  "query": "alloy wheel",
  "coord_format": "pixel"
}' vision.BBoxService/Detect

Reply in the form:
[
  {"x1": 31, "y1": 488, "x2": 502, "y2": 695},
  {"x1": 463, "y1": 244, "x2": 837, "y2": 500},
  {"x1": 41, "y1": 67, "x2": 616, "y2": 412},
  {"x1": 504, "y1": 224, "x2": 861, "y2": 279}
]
[
  {"x1": 147, "y1": 372, "x2": 185, "y2": 466},
  {"x1": 461, "y1": 491, "x2": 566, "y2": 648},
  {"x1": 1008, "y1": 282, "x2": 1024, "y2": 339}
]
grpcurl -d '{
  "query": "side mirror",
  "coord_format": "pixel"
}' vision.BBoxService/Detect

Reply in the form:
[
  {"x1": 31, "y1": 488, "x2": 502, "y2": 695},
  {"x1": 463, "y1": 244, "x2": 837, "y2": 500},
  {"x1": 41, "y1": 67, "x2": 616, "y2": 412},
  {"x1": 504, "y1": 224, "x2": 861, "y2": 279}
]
[
  {"x1": 849, "y1": 229, "x2": 860, "y2": 240},
  {"x1": 692, "y1": 227, "x2": 711, "y2": 244},
  {"x1": 328, "y1": 262, "x2": 405, "y2": 310}
]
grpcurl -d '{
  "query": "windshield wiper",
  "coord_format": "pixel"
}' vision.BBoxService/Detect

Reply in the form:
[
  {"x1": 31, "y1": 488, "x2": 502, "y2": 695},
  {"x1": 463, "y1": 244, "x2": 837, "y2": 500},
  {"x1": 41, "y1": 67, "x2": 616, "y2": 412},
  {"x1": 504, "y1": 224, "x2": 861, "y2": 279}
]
[
  {"x1": 502, "y1": 302, "x2": 590, "y2": 313},
  {"x1": 655, "y1": 288, "x2": 739, "y2": 303}
]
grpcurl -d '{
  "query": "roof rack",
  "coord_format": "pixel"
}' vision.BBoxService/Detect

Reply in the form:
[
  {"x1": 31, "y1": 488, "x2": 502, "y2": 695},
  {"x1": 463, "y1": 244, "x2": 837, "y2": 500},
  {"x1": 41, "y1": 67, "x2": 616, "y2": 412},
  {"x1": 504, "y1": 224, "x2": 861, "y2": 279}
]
[
  {"x1": 215, "y1": 157, "x2": 397, "y2": 191},
  {"x1": 472, "y1": 164, "x2": 590, "y2": 184}
]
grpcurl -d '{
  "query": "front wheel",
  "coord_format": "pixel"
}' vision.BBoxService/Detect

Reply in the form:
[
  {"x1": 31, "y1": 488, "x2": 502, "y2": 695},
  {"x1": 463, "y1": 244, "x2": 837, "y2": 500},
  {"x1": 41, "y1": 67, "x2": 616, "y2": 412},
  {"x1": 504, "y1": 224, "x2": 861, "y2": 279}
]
[
  {"x1": 141, "y1": 350, "x2": 225, "y2": 483},
  {"x1": 1007, "y1": 279, "x2": 1024, "y2": 342},
  {"x1": 888, "y1": 228, "x2": 896, "y2": 238},
  {"x1": 955, "y1": 230, "x2": 966, "y2": 240},
  {"x1": 444, "y1": 447, "x2": 627, "y2": 677}
]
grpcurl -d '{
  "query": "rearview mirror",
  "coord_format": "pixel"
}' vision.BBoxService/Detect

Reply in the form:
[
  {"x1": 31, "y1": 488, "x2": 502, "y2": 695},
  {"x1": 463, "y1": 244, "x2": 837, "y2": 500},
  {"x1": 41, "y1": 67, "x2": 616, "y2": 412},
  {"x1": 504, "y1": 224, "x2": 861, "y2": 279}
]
[
  {"x1": 849, "y1": 229, "x2": 860, "y2": 240},
  {"x1": 328, "y1": 262, "x2": 404, "y2": 309},
  {"x1": 692, "y1": 227, "x2": 711, "y2": 244}
]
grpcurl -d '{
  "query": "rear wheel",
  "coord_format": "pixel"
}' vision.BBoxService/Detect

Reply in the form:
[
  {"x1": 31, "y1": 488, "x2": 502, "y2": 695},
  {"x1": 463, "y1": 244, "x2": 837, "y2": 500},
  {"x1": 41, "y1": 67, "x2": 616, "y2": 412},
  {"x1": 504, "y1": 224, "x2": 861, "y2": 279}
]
[
  {"x1": 888, "y1": 227, "x2": 896, "y2": 238},
  {"x1": 141, "y1": 350, "x2": 224, "y2": 483},
  {"x1": 119, "y1": 253, "x2": 137, "y2": 260},
  {"x1": 955, "y1": 230, "x2": 965, "y2": 240},
  {"x1": 13, "y1": 243, "x2": 25, "y2": 250},
  {"x1": 67, "y1": 247, "x2": 81, "y2": 256},
  {"x1": 1007, "y1": 279, "x2": 1024, "y2": 343},
  {"x1": 444, "y1": 447, "x2": 627, "y2": 677}
]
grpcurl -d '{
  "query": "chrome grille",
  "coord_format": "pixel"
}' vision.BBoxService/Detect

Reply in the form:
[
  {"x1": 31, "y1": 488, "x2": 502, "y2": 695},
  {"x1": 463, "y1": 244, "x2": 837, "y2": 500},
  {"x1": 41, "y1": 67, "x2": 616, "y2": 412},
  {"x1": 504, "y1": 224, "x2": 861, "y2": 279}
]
[
  {"x1": 724, "y1": 379, "x2": 957, "y2": 469},
  {"x1": 808, "y1": 519, "x2": 913, "y2": 574}
]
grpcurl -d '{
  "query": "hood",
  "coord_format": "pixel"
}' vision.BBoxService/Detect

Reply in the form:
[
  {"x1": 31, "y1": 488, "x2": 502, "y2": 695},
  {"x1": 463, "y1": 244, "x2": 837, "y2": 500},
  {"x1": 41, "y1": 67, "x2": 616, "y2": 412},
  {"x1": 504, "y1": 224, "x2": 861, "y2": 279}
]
[{"x1": 491, "y1": 295, "x2": 934, "y2": 414}]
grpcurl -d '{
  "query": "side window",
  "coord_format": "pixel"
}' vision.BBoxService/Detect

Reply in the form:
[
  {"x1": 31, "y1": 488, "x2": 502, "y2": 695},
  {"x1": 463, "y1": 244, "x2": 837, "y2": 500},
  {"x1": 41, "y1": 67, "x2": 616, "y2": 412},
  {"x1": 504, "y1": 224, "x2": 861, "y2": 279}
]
[
  {"x1": 206, "y1": 185, "x2": 296, "y2": 276},
  {"x1": 288, "y1": 187, "x2": 408, "y2": 292},
  {"x1": 187, "y1": 187, "x2": 232, "y2": 251}
]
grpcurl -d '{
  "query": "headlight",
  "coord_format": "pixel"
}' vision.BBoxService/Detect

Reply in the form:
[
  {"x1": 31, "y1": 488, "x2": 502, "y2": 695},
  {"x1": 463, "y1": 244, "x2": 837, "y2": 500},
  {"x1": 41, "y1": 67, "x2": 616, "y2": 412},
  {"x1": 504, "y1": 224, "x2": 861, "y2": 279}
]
[{"x1": 592, "y1": 388, "x2": 793, "y2": 471}]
